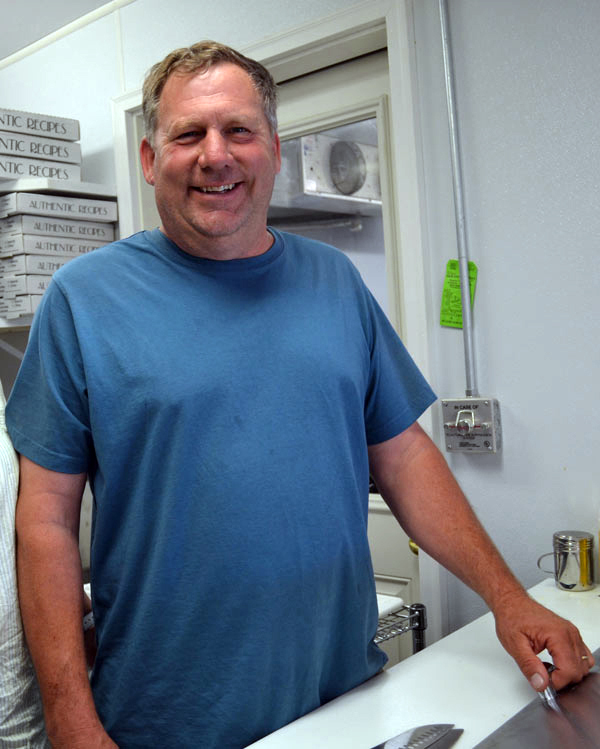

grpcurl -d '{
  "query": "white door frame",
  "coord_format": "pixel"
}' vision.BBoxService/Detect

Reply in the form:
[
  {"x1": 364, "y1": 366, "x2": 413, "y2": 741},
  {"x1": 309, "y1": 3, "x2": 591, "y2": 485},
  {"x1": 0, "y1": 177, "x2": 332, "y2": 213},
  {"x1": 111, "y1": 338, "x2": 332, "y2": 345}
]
[{"x1": 111, "y1": 0, "x2": 446, "y2": 644}]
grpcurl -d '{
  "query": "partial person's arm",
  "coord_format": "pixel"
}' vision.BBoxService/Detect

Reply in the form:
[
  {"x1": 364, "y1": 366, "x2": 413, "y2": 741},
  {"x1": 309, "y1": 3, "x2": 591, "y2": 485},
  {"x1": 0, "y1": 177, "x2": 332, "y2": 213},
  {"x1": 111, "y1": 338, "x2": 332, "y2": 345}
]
[
  {"x1": 368, "y1": 422, "x2": 594, "y2": 692},
  {"x1": 16, "y1": 455, "x2": 117, "y2": 748}
]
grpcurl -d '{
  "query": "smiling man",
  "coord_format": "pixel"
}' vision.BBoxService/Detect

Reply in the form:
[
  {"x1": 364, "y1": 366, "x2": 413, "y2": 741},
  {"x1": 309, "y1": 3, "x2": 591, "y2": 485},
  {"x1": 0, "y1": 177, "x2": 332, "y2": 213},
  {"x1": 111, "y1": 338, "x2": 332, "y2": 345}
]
[
  {"x1": 139, "y1": 58, "x2": 281, "y2": 259},
  {"x1": 6, "y1": 41, "x2": 593, "y2": 749}
]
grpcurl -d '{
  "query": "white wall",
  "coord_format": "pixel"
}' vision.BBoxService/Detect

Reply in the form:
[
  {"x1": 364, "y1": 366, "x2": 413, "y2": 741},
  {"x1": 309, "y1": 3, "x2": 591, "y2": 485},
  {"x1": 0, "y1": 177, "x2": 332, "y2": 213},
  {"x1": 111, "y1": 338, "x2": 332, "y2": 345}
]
[
  {"x1": 412, "y1": 0, "x2": 600, "y2": 630},
  {"x1": 1, "y1": 0, "x2": 599, "y2": 634}
]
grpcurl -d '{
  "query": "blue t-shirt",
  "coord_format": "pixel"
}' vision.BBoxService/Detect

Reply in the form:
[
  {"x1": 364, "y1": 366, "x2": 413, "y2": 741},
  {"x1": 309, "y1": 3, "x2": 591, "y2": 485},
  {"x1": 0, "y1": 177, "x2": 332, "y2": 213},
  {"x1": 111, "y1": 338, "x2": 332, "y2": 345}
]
[{"x1": 7, "y1": 229, "x2": 436, "y2": 748}]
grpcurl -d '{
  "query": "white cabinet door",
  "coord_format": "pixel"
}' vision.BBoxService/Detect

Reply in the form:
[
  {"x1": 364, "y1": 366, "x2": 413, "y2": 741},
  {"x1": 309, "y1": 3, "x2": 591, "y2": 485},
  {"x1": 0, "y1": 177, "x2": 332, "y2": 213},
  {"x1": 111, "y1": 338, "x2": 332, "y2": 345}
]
[{"x1": 368, "y1": 494, "x2": 420, "y2": 665}]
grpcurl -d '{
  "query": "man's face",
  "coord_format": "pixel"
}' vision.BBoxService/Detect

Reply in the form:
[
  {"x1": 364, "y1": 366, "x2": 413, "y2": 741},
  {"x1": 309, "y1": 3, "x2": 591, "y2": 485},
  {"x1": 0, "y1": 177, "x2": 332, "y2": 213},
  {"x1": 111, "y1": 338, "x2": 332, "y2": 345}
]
[{"x1": 140, "y1": 63, "x2": 281, "y2": 260}]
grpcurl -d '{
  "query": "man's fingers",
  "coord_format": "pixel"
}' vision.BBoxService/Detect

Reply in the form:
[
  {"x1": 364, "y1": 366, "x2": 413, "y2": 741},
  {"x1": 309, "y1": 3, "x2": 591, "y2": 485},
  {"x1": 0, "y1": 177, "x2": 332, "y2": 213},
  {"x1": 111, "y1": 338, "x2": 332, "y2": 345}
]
[
  {"x1": 549, "y1": 642, "x2": 595, "y2": 690},
  {"x1": 494, "y1": 598, "x2": 594, "y2": 693},
  {"x1": 507, "y1": 643, "x2": 550, "y2": 692}
]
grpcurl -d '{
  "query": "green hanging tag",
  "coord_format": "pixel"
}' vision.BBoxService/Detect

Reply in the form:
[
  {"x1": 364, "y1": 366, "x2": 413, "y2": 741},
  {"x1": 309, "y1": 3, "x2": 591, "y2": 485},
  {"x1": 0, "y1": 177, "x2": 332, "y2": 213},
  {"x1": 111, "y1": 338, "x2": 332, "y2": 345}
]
[{"x1": 440, "y1": 259, "x2": 478, "y2": 329}]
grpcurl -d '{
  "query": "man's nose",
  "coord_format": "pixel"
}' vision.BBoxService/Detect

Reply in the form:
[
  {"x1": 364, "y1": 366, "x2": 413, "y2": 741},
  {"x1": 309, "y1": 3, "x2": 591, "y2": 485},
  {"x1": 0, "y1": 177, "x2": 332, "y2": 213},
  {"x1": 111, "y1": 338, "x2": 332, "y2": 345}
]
[{"x1": 197, "y1": 130, "x2": 230, "y2": 169}]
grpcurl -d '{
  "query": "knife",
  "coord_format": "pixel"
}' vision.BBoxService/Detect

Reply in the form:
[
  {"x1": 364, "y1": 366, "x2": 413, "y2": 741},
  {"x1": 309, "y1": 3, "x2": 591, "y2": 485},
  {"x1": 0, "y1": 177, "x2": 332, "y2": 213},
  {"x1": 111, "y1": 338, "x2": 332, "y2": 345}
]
[{"x1": 369, "y1": 723, "x2": 463, "y2": 749}]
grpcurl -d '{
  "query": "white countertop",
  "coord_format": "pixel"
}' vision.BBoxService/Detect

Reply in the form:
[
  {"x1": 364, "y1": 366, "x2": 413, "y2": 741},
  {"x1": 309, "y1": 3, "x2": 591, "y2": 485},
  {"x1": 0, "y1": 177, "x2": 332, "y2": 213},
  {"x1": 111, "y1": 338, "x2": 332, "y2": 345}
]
[{"x1": 247, "y1": 580, "x2": 600, "y2": 748}]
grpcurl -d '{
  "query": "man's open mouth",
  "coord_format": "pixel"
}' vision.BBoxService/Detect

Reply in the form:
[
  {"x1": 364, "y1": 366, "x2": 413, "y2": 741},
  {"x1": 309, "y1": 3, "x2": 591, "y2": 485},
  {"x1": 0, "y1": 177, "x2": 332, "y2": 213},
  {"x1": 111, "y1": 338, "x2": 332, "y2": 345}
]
[{"x1": 195, "y1": 183, "x2": 237, "y2": 193}]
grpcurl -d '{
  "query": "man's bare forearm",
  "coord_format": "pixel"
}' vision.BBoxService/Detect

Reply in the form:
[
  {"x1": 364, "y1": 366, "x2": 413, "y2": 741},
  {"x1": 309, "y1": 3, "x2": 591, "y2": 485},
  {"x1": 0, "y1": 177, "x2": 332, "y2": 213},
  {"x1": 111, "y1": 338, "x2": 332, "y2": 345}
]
[
  {"x1": 16, "y1": 457, "x2": 116, "y2": 746},
  {"x1": 368, "y1": 422, "x2": 525, "y2": 611},
  {"x1": 368, "y1": 422, "x2": 593, "y2": 692},
  {"x1": 17, "y1": 524, "x2": 98, "y2": 738}
]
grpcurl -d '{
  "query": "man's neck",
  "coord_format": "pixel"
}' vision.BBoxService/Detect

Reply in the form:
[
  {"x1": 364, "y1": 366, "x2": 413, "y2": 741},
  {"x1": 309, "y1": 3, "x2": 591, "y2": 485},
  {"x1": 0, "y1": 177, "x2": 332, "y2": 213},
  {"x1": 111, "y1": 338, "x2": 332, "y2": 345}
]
[{"x1": 158, "y1": 226, "x2": 275, "y2": 261}]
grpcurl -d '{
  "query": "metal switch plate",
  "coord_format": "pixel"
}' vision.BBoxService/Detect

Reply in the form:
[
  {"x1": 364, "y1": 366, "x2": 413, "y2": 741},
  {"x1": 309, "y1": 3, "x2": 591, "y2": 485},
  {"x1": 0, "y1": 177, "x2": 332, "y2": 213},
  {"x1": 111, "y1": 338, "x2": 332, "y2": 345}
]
[{"x1": 442, "y1": 397, "x2": 502, "y2": 453}]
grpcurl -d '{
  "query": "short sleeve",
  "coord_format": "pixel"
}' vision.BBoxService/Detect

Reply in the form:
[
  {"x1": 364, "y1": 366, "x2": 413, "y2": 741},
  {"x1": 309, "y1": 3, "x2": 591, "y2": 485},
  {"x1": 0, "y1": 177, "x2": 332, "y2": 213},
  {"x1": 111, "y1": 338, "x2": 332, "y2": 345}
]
[
  {"x1": 6, "y1": 280, "x2": 92, "y2": 474},
  {"x1": 363, "y1": 292, "x2": 436, "y2": 445}
]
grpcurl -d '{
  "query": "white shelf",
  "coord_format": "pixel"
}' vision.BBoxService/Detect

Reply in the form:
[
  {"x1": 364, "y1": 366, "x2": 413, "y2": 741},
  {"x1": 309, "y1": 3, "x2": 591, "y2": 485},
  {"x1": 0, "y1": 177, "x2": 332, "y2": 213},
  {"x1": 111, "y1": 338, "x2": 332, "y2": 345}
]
[
  {"x1": 0, "y1": 178, "x2": 116, "y2": 199},
  {"x1": 0, "y1": 315, "x2": 33, "y2": 331}
]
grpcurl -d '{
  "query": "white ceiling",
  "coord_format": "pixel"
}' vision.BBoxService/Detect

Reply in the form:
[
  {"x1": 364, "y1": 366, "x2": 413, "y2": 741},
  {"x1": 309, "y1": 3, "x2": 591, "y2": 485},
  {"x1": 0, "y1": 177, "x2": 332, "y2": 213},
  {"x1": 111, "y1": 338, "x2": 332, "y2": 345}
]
[{"x1": 0, "y1": 1, "x2": 109, "y2": 61}]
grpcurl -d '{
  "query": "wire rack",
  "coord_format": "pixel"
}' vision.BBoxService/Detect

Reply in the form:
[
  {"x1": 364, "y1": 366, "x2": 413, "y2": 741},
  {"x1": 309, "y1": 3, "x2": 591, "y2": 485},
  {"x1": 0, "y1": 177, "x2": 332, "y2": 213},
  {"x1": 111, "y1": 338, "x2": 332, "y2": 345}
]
[{"x1": 375, "y1": 603, "x2": 427, "y2": 654}]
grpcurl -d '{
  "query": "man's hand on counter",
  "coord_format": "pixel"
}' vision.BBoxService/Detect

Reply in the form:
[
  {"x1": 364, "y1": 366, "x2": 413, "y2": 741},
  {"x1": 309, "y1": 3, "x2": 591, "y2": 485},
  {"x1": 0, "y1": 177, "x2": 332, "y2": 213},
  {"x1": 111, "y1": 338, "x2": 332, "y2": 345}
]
[
  {"x1": 493, "y1": 591, "x2": 595, "y2": 692},
  {"x1": 367, "y1": 423, "x2": 595, "y2": 696}
]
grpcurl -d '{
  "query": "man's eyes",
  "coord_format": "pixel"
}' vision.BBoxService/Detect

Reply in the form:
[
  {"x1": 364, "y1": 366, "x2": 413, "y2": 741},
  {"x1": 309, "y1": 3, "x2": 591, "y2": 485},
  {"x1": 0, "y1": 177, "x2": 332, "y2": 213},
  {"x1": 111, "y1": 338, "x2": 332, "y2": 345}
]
[
  {"x1": 175, "y1": 130, "x2": 201, "y2": 141},
  {"x1": 174, "y1": 127, "x2": 252, "y2": 141}
]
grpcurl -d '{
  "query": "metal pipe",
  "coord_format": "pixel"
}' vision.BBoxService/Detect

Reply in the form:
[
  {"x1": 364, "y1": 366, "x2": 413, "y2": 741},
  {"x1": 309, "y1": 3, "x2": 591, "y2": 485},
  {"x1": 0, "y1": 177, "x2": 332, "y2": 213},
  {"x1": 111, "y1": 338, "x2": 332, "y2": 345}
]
[{"x1": 439, "y1": 0, "x2": 479, "y2": 397}]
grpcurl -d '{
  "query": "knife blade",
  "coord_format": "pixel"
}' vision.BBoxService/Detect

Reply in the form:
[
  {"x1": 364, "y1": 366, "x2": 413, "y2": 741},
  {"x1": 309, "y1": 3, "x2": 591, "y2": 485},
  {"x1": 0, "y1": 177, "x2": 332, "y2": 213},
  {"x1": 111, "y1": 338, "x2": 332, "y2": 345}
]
[
  {"x1": 539, "y1": 662, "x2": 561, "y2": 712},
  {"x1": 369, "y1": 723, "x2": 458, "y2": 749}
]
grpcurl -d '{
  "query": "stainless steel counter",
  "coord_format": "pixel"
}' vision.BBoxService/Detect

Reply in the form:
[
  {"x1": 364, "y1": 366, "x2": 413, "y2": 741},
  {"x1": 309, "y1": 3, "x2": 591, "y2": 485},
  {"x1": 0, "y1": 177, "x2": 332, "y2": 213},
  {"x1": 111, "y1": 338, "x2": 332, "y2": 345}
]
[{"x1": 475, "y1": 650, "x2": 600, "y2": 747}]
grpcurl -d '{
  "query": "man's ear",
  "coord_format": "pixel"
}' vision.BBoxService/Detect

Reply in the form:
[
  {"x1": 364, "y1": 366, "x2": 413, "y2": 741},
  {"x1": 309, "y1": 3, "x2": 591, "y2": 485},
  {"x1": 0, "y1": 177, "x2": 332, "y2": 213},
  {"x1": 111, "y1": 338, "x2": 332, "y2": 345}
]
[
  {"x1": 140, "y1": 137, "x2": 156, "y2": 186},
  {"x1": 273, "y1": 133, "x2": 282, "y2": 175}
]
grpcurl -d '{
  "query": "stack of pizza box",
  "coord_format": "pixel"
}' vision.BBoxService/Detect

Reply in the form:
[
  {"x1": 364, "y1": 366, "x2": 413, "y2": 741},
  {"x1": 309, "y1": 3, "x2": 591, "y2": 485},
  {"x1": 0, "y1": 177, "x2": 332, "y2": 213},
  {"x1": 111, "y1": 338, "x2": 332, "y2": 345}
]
[
  {"x1": 0, "y1": 106, "x2": 81, "y2": 183},
  {"x1": 0, "y1": 190, "x2": 117, "y2": 320},
  {"x1": 0, "y1": 107, "x2": 118, "y2": 321}
]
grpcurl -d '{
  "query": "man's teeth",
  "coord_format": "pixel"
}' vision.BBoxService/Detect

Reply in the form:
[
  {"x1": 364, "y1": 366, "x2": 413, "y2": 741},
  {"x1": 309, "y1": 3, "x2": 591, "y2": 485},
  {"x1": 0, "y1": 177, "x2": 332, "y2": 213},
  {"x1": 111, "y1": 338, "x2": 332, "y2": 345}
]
[{"x1": 199, "y1": 184, "x2": 235, "y2": 193}]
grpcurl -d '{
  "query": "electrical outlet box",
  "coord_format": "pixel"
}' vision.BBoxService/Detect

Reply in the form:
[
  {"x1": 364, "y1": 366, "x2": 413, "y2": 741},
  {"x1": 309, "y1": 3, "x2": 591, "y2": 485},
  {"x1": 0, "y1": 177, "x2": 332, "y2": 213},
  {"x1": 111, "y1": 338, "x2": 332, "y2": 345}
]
[{"x1": 442, "y1": 397, "x2": 502, "y2": 453}]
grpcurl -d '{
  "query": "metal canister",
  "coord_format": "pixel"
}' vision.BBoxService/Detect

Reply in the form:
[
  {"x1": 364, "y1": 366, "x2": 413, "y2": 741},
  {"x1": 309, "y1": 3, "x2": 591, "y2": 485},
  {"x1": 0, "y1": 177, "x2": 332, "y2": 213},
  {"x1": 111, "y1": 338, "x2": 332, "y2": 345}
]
[{"x1": 538, "y1": 531, "x2": 595, "y2": 591}]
